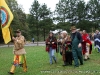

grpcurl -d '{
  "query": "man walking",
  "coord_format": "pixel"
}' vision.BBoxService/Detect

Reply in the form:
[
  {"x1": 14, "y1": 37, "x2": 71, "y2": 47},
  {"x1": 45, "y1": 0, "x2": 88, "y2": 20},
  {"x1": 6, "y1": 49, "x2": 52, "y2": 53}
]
[
  {"x1": 70, "y1": 26, "x2": 83, "y2": 67},
  {"x1": 8, "y1": 29, "x2": 27, "y2": 74}
]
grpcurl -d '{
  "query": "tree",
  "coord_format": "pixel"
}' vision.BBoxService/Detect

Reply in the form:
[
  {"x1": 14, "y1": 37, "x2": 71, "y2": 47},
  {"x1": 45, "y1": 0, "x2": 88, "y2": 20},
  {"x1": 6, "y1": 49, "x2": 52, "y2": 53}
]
[
  {"x1": 54, "y1": 0, "x2": 80, "y2": 32},
  {"x1": 39, "y1": 18, "x2": 53, "y2": 40},
  {"x1": 55, "y1": 0, "x2": 69, "y2": 23},
  {"x1": 56, "y1": 22, "x2": 71, "y2": 33},
  {"x1": 29, "y1": 0, "x2": 53, "y2": 42},
  {"x1": 39, "y1": 3, "x2": 52, "y2": 41},
  {"x1": 87, "y1": 0, "x2": 100, "y2": 29},
  {"x1": 6, "y1": 0, "x2": 30, "y2": 40},
  {"x1": 29, "y1": 0, "x2": 41, "y2": 45},
  {"x1": 76, "y1": 0, "x2": 86, "y2": 22}
]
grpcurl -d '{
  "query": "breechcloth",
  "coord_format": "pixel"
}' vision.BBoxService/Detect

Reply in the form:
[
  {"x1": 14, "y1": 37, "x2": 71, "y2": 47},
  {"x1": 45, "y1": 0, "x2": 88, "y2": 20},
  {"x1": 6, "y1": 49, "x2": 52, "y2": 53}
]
[{"x1": 10, "y1": 54, "x2": 27, "y2": 73}]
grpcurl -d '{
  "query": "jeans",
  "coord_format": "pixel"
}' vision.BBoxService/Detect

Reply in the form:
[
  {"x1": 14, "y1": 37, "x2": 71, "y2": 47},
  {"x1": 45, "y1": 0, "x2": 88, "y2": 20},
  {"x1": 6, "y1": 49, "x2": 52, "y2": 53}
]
[
  {"x1": 49, "y1": 47, "x2": 56, "y2": 64},
  {"x1": 98, "y1": 48, "x2": 100, "y2": 52}
]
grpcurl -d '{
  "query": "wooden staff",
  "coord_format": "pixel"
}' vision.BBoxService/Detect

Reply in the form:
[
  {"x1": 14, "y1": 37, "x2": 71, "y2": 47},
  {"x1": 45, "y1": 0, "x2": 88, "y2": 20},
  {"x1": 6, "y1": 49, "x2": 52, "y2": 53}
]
[
  {"x1": 8, "y1": 27, "x2": 13, "y2": 47},
  {"x1": 9, "y1": 26, "x2": 13, "y2": 37}
]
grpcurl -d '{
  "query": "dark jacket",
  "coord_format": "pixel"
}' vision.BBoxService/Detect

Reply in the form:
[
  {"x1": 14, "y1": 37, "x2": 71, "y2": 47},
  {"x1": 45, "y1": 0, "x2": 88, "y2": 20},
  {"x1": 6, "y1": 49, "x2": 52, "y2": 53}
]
[{"x1": 46, "y1": 36, "x2": 57, "y2": 52}]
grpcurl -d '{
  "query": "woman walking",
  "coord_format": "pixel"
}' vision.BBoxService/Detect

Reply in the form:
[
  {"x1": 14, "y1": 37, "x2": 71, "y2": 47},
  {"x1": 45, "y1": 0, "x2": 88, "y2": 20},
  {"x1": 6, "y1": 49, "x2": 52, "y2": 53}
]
[{"x1": 46, "y1": 32, "x2": 57, "y2": 64}]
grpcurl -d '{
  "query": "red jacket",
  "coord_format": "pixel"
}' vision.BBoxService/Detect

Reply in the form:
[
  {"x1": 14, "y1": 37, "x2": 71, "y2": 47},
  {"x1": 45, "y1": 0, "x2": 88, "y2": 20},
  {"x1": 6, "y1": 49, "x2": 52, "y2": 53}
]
[
  {"x1": 82, "y1": 33, "x2": 92, "y2": 54},
  {"x1": 82, "y1": 33, "x2": 92, "y2": 45}
]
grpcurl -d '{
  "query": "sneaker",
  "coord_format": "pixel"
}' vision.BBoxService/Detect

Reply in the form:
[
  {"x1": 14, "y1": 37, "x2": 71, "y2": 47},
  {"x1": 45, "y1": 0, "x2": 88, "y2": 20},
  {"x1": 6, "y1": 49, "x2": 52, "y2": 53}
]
[
  {"x1": 80, "y1": 63, "x2": 83, "y2": 65},
  {"x1": 87, "y1": 58, "x2": 90, "y2": 60},
  {"x1": 50, "y1": 63, "x2": 53, "y2": 65},
  {"x1": 62, "y1": 64, "x2": 67, "y2": 66},
  {"x1": 8, "y1": 72, "x2": 14, "y2": 74},
  {"x1": 84, "y1": 59, "x2": 87, "y2": 61},
  {"x1": 74, "y1": 65, "x2": 79, "y2": 68}
]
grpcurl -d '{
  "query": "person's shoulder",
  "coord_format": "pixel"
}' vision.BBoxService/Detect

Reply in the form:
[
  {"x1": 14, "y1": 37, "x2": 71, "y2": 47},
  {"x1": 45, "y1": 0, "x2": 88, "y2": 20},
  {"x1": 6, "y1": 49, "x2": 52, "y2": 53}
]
[
  {"x1": 76, "y1": 32, "x2": 80, "y2": 35},
  {"x1": 21, "y1": 35, "x2": 25, "y2": 38}
]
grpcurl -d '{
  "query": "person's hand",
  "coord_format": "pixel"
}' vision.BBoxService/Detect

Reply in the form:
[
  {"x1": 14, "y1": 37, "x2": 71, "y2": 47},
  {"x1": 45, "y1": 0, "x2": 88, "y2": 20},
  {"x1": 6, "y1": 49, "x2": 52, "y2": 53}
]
[
  {"x1": 12, "y1": 37, "x2": 16, "y2": 41},
  {"x1": 13, "y1": 50, "x2": 15, "y2": 54},
  {"x1": 52, "y1": 42, "x2": 54, "y2": 44},
  {"x1": 57, "y1": 39, "x2": 60, "y2": 42},
  {"x1": 48, "y1": 42, "x2": 50, "y2": 44},
  {"x1": 78, "y1": 43, "x2": 82, "y2": 48}
]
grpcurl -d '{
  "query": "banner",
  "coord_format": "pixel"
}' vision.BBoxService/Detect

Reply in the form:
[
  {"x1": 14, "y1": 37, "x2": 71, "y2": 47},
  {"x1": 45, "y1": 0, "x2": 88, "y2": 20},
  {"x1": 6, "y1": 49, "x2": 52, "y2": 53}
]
[{"x1": 0, "y1": 0, "x2": 14, "y2": 44}]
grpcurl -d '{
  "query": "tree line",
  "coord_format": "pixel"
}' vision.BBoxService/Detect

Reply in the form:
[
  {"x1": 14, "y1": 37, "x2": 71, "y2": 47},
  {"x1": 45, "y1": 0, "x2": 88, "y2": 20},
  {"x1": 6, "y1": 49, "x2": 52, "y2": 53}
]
[{"x1": 0, "y1": 0, "x2": 100, "y2": 43}]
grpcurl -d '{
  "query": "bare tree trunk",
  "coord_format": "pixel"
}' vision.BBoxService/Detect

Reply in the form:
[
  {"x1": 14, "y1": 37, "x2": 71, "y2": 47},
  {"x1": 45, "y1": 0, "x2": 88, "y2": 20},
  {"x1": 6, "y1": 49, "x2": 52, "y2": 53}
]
[
  {"x1": 37, "y1": 25, "x2": 39, "y2": 46},
  {"x1": 43, "y1": 28, "x2": 45, "y2": 41}
]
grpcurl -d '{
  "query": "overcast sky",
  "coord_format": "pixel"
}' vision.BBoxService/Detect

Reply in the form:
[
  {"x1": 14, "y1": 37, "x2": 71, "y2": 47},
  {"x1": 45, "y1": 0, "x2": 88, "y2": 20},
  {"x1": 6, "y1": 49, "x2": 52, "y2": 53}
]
[{"x1": 17, "y1": 0, "x2": 89, "y2": 14}]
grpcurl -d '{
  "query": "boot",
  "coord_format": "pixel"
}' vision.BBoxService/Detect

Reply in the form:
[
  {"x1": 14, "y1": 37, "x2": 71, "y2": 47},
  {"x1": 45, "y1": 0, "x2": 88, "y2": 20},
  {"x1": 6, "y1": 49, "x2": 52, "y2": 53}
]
[
  {"x1": 9, "y1": 65, "x2": 16, "y2": 74},
  {"x1": 23, "y1": 63, "x2": 27, "y2": 72},
  {"x1": 62, "y1": 61, "x2": 67, "y2": 66},
  {"x1": 23, "y1": 57, "x2": 27, "y2": 72}
]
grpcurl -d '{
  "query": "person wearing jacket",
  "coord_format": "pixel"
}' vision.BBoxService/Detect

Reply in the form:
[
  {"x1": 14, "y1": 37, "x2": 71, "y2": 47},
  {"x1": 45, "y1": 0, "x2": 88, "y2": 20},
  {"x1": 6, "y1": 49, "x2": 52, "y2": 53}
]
[
  {"x1": 82, "y1": 30, "x2": 92, "y2": 60},
  {"x1": 8, "y1": 29, "x2": 27, "y2": 74},
  {"x1": 60, "y1": 31, "x2": 72, "y2": 66},
  {"x1": 45, "y1": 32, "x2": 57, "y2": 64},
  {"x1": 70, "y1": 26, "x2": 83, "y2": 67}
]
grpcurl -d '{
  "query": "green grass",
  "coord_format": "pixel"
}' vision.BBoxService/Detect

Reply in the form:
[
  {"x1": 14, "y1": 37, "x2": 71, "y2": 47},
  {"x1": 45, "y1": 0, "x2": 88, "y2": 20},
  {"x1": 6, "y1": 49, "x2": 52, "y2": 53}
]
[{"x1": 0, "y1": 46, "x2": 100, "y2": 75}]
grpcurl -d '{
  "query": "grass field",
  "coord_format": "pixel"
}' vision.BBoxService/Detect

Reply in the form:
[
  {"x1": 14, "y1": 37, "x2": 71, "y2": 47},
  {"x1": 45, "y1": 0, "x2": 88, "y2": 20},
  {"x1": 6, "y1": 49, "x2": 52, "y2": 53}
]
[{"x1": 0, "y1": 46, "x2": 100, "y2": 75}]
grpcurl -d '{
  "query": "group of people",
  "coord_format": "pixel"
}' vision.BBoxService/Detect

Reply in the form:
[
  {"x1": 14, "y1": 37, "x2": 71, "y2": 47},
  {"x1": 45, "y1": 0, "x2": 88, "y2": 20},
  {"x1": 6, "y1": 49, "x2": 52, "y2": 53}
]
[
  {"x1": 8, "y1": 26, "x2": 100, "y2": 75},
  {"x1": 46, "y1": 26, "x2": 93, "y2": 67}
]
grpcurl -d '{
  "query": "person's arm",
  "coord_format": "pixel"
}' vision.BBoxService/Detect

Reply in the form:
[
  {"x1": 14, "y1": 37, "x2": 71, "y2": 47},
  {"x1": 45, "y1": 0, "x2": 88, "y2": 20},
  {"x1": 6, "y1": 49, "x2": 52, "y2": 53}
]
[
  {"x1": 16, "y1": 36, "x2": 24, "y2": 44},
  {"x1": 77, "y1": 32, "x2": 82, "y2": 43},
  {"x1": 52, "y1": 37, "x2": 57, "y2": 44},
  {"x1": 77, "y1": 32, "x2": 82, "y2": 48},
  {"x1": 46, "y1": 38, "x2": 50, "y2": 45}
]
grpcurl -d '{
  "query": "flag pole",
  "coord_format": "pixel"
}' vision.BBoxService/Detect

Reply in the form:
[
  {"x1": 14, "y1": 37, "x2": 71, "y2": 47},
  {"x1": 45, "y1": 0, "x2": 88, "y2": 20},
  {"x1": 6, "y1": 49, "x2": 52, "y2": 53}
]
[{"x1": 8, "y1": 27, "x2": 13, "y2": 47}]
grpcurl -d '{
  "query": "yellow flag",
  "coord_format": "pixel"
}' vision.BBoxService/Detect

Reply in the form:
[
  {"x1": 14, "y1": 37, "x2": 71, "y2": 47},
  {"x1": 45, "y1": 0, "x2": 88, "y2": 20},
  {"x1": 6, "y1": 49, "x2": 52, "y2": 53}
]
[{"x1": 0, "y1": 0, "x2": 14, "y2": 44}]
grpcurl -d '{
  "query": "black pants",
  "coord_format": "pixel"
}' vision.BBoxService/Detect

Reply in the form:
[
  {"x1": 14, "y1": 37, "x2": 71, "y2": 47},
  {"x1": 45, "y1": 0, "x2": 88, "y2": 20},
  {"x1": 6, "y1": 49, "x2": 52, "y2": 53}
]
[
  {"x1": 32, "y1": 40, "x2": 34, "y2": 43},
  {"x1": 65, "y1": 51, "x2": 73, "y2": 65}
]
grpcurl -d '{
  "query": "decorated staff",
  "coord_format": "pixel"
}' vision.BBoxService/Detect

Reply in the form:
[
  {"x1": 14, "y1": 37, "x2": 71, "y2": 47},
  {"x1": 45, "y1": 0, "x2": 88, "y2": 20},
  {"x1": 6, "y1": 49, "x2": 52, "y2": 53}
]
[{"x1": 8, "y1": 29, "x2": 27, "y2": 74}]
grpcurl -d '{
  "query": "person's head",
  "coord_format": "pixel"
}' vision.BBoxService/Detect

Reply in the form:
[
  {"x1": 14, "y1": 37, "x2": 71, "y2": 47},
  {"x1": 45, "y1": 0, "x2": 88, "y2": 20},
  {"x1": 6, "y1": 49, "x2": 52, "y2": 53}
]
[
  {"x1": 80, "y1": 31, "x2": 83, "y2": 35},
  {"x1": 61, "y1": 31, "x2": 68, "y2": 38},
  {"x1": 83, "y1": 30, "x2": 86, "y2": 34},
  {"x1": 95, "y1": 30, "x2": 99, "y2": 34},
  {"x1": 15, "y1": 29, "x2": 21, "y2": 37},
  {"x1": 70, "y1": 26, "x2": 76, "y2": 33},
  {"x1": 49, "y1": 31, "x2": 53, "y2": 37}
]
